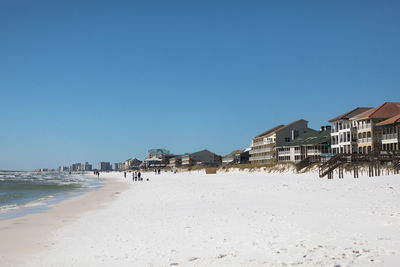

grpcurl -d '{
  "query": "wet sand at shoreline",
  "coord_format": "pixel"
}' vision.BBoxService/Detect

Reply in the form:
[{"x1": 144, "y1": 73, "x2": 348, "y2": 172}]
[{"x1": 0, "y1": 175, "x2": 127, "y2": 266}]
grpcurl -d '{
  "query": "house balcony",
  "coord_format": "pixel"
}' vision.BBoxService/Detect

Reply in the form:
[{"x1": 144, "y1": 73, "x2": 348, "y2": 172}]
[
  {"x1": 250, "y1": 155, "x2": 273, "y2": 161},
  {"x1": 358, "y1": 138, "x2": 372, "y2": 144},
  {"x1": 382, "y1": 135, "x2": 399, "y2": 145},
  {"x1": 307, "y1": 150, "x2": 322, "y2": 155},
  {"x1": 253, "y1": 141, "x2": 264, "y2": 146},
  {"x1": 357, "y1": 124, "x2": 372, "y2": 130},
  {"x1": 382, "y1": 133, "x2": 397, "y2": 140},
  {"x1": 278, "y1": 150, "x2": 290, "y2": 155},
  {"x1": 250, "y1": 148, "x2": 274, "y2": 154}
]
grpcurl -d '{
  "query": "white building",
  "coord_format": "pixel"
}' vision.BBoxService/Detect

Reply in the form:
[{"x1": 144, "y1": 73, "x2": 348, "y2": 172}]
[
  {"x1": 276, "y1": 127, "x2": 331, "y2": 163},
  {"x1": 328, "y1": 107, "x2": 371, "y2": 154}
]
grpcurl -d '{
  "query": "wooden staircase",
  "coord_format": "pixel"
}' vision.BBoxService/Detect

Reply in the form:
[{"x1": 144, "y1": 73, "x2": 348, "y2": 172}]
[
  {"x1": 318, "y1": 154, "x2": 343, "y2": 178},
  {"x1": 296, "y1": 157, "x2": 311, "y2": 172},
  {"x1": 318, "y1": 151, "x2": 400, "y2": 178}
]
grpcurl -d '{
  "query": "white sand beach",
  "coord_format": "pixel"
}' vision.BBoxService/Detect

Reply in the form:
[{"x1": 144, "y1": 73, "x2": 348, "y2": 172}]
[{"x1": 1, "y1": 170, "x2": 400, "y2": 266}]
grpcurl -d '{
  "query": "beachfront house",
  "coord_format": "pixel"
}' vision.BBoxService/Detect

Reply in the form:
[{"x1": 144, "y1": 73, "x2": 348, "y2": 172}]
[
  {"x1": 222, "y1": 150, "x2": 243, "y2": 165},
  {"x1": 351, "y1": 102, "x2": 400, "y2": 154},
  {"x1": 236, "y1": 148, "x2": 250, "y2": 164},
  {"x1": 276, "y1": 126, "x2": 331, "y2": 163},
  {"x1": 222, "y1": 149, "x2": 250, "y2": 165},
  {"x1": 123, "y1": 158, "x2": 142, "y2": 170},
  {"x1": 144, "y1": 148, "x2": 170, "y2": 168},
  {"x1": 249, "y1": 120, "x2": 312, "y2": 164},
  {"x1": 168, "y1": 156, "x2": 182, "y2": 167},
  {"x1": 181, "y1": 150, "x2": 221, "y2": 166},
  {"x1": 329, "y1": 107, "x2": 372, "y2": 154},
  {"x1": 377, "y1": 114, "x2": 400, "y2": 151}
]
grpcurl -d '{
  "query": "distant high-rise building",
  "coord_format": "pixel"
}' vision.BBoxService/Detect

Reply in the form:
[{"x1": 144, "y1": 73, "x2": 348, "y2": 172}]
[
  {"x1": 70, "y1": 163, "x2": 82, "y2": 172},
  {"x1": 82, "y1": 162, "x2": 92, "y2": 171},
  {"x1": 113, "y1": 163, "x2": 119, "y2": 171},
  {"x1": 98, "y1": 162, "x2": 112, "y2": 171},
  {"x1": 58, "y1": 166, "x2": 69, "y2": 172}
]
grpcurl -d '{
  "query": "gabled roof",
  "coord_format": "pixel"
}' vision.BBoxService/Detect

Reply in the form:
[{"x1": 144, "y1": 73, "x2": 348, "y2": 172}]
[
  {"x1": 182, "y1": 149, "x2": 218, "y2": 157},
  {"x1": 328, "y1": 107, "x2": 372, "y2": 122},
  {"x1": 352, "y1": 102, "x2": 400, "y2": 120},
  {"x1": 223, "y1": 149, "x2": 244, "y2": 158},
  {"x1": 254, "y1": 125, "x2": 285, "y2": 138},
  {"x1": 277, "y1": 119, "x2": 308, "y2": 132},
  {"x1": 280, "y1": 129, "x2": 330, "y2": 147},
  {"x1": 376, "y1": 114, "x2": 400, "y2": 126},
  {"x1": 253, "y1": 119, "x2": 308, "y2": 138}
]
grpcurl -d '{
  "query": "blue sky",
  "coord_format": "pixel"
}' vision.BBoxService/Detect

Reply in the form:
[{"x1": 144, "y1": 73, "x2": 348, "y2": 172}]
[{"x1": 1, "y1": 0, "x2": 400, "y2": 170}]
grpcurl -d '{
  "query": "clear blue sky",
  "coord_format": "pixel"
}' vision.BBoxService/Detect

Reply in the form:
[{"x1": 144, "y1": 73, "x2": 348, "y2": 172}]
[{"x1": 1, "y1": 0, "x2": 399, "y2": 170}]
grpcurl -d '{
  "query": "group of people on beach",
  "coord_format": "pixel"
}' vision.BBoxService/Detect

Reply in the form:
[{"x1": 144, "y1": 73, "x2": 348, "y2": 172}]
[
  {"x1": 123, "y1": 171, "x2": 142, "y2": 181},
  {"x1": 154, "y1": 169, "x2": 161, "y2": 175}
]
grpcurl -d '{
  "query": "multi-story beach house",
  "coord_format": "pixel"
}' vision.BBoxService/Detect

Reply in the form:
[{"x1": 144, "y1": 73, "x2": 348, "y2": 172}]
[
  {"x1": 222, "y1": 149, "x2": 251, "y2": 165},
  {"x1": 181, "y1": 150, "x2": 221, "y2": 166},
  {"x1": 276, "y1": 126, "x2": 331, "y2": 163},
  {"x1": 144, "y1": 149, "x2": 170, "y2": 168},
  {"x1": 222, "y1": 150, "x2": 243, "y2": 165},
  {"x1": 328, "y1": 107, "x2": 372, "y2": 154},
  {"x1": 168, "y1": 156, "x2": 182, "y2": 167},
  {"x1": 123, "y1": 158, "x2": 142, "y2": 170},
  {"x1": 249, "y1": 120, "x2": 312, "y2": 164},
  {"x1": 377, "y1": 114, "x2": 400, "y2": 151},
  {"x1": 351, "y1": 102, "x2": 400, "y2": 154}
]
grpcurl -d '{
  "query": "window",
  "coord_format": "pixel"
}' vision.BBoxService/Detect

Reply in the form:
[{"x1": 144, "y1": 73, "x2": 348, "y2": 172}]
[{"x1": 285, "y1": 137, "x2": 290, "y2": 142}]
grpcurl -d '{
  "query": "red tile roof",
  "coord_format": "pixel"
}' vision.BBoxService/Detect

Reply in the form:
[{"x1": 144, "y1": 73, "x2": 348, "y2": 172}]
[
  {"x1": 328, "y1": 107, "x2": 372, "y2": 122},
  {"x1": 352, "y1": 102, "x2": 400, "y2": 120},
  {"x1": 376, "y1": 114, "x2": 400, "y2": 126}
]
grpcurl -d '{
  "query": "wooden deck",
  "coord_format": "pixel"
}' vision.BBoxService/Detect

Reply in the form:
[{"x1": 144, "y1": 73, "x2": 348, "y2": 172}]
[{"x1": 295, "y1": 151, "x2": 400, "y2": 178}]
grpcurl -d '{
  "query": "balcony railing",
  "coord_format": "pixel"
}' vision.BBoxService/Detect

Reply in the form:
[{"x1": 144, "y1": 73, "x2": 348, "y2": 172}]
[
  {"x1": 357, "y1": 124, "x2": 371, "y2": 130},
  {"x1": 250, "y1": 155, "x2": 273, "y2": 161},
  {"x1": 307, "y1": 149, "x2": 321, "y2": 154},
  {"x1": 358, "y1": 137, "x2": 372, "y2": 144},
  {"x1": 382, "y1": 133, "x2": 397, "y2": 140},
  {"x1": 253, "y1": 142, "x2": 264, "y2": 146}
]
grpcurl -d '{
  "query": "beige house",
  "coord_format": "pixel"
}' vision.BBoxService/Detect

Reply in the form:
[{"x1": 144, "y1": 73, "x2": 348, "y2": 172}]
[
  {"x1": 181, "y1": 150, "x2": 221, "y2": 166},
  {"x1": 351, "y1": 102, "x2": 400, "y2": 154},
  {"x1": 249, "y1": 120, "x2": 312, "y2": 164},
  {"x1": 168, "y1": 156, "x2": 182, "y2": 167},
  {"x1": 377, "y1": 114, "x2": 400, "y2": 151}
]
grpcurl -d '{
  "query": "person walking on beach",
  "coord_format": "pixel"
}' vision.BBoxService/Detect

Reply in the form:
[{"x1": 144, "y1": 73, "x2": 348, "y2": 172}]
[
  {"x1": 132, "y1": 172, "x2": 134, "y2": 181},
  {"x1": 124, "y1": 171, "x2": 126, "y2": 179},
  {"x1": 97, "y1": 171, "x2": 100, "y2": 179},
  {"x1": 158, "y1": 169, "x2": 161, "y2": 175},
  {"x1": 138, "y1": 171, "x2": 141, "y2": 181}
]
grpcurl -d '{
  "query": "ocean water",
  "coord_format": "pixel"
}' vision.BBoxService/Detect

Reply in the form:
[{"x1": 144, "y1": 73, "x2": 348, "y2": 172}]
[{"x1": 0, "y1": 171, "x2": 100, "y2": 220}]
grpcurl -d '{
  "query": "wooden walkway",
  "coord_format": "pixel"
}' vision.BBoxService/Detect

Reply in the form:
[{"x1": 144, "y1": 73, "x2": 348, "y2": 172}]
[{"x1": 296, "y1": 151, "x2": 400, "y2": 178}]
